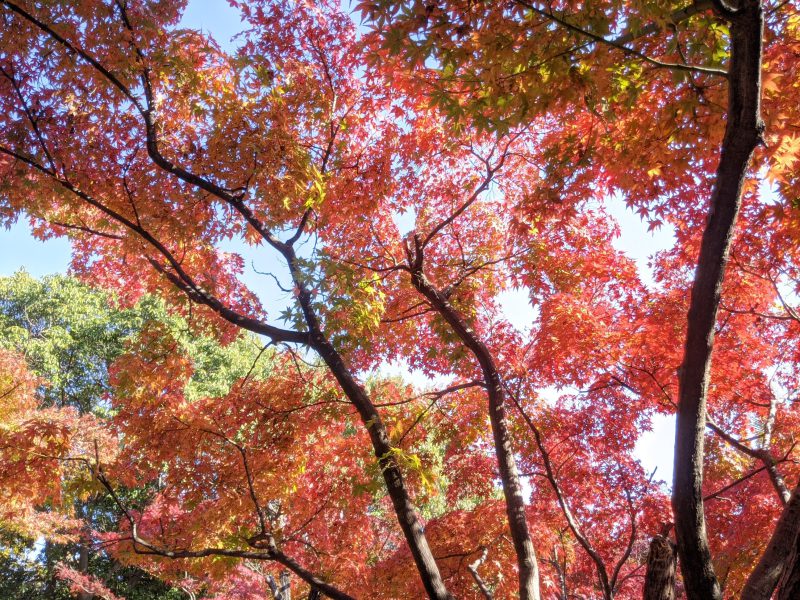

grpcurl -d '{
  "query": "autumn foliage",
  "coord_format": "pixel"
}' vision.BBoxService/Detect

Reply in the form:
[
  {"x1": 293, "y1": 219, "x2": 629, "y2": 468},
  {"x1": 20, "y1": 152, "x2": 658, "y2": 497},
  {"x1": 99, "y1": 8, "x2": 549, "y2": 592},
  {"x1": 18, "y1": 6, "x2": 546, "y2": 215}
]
[{"x1": 0, "y1": 0, "x2": 799, "y2": 599}]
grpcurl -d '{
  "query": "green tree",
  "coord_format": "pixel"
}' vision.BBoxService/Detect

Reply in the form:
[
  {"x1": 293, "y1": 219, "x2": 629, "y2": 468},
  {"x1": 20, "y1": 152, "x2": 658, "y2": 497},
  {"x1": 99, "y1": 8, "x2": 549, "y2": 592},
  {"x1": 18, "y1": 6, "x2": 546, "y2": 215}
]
[{"x1": 0, "y1": 271, "x2": 274, "y2": 599}]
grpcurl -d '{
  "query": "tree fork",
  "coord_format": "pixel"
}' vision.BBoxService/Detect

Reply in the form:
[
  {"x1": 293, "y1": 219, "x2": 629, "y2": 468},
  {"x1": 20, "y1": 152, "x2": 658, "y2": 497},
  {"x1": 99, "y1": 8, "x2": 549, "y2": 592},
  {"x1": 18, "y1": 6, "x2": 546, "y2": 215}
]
[{"x1": 672, "y1": 2, "x2": 764, "y2": 599}]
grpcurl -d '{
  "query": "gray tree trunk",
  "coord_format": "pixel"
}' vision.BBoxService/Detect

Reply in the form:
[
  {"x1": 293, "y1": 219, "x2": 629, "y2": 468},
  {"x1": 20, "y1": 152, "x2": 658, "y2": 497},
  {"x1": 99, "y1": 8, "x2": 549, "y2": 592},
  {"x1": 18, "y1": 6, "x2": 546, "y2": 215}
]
[
  {"x1": 643, "y1": 536, "x2": 677, "y2": 600},
  {"x1": 742, "y1": 483, "x2": 800, "y2": 599},
  {"x1": 672, "y1": 2, "x2": 764, "y2": 598}
]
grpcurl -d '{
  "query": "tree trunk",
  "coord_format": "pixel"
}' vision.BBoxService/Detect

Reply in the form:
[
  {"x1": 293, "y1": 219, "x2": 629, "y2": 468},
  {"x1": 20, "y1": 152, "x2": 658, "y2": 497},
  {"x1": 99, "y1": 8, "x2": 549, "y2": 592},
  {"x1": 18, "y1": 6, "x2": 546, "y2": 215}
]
[
  {"x1": 776, "y1": 526, "x2": 800, "y2": 600},
  {"x1": 77, "y1": 542, "x2": 94, "y2": 600},
  {"x1": 312, "y1": 337, "x2": 453, "y2": 600},
  {"x1": 643, "y1": 536, "x2": 677, "y2": 600},
  {"x1": 268, "y1": 570, "x2": 292, "y2": 600},
  {"x1": 671, "y1": 2, "x2": 763, "y2": 599},
  {"x1": 284, "y1": 244, "x2": 453, "y2": 600},
  {"x1": 742, "y1": 483, "x2": 800, "y2": 600},
  {"x1": 411, "y1": 268, "x2": 540, "y2": 600}
]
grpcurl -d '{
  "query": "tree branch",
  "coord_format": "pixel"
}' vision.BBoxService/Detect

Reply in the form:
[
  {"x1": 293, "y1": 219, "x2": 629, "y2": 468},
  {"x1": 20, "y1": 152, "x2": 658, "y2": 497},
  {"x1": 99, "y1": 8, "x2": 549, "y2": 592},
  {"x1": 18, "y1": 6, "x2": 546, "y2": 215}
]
[
  {"x1": 514, "y1": 0, "x2": 728, "y2": 77},
  {"x1": 0, "y1": 144, "x2": 310, "y2": 346},
  {"x1": 92, "y1": 465, "x2": 353, "y2": 600}
]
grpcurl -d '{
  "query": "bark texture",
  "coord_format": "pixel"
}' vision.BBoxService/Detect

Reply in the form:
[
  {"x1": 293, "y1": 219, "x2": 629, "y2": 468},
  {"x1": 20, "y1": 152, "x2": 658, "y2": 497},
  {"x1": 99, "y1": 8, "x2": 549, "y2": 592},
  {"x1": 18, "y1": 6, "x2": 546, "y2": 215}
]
[
  {"x1": 742, "y1": 483, "x2": 800, "y2": 600},
  {"x1": 643, "y1": 536, "x2": 677, "y2": 600},
  {"x1": 671, "y1": 2, "x2": 763, "y2": 599},
  {"x1": 777, "y1": 528, "x2": 800, "y2": 600},
  {"x1": 268, "y1": 571, "x2": 291, "y2": 600}
]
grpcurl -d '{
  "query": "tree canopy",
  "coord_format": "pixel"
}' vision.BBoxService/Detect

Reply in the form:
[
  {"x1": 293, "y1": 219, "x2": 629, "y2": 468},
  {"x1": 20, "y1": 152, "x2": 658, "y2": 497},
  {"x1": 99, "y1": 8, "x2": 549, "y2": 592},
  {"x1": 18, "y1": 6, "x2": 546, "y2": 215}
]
[
  {"x1": 0, "y1": 271, "x2": 281, "y2": 599},
  {"x1": 0, "y1": 0, "x2": 799, "y2": 599}
]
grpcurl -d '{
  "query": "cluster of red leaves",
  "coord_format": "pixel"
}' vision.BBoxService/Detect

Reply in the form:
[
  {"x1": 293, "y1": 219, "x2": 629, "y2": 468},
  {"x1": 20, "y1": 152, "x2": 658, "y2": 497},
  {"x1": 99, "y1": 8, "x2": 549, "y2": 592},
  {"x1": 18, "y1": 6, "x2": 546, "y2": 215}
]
[{"x1": 0, "y1": 0, "x2": 799, "y2": 598}]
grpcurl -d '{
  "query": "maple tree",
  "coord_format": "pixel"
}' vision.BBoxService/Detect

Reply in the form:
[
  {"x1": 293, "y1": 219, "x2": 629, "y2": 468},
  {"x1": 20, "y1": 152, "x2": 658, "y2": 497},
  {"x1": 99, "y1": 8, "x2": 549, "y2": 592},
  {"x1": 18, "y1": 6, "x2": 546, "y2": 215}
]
[
  {"x1": 0, "y1": 0, "x2": 799, "y2": 599},
  {"x1": 0, "y1": 272, "x2": 182, "y2": 599},
  {"x1": 360, "y1": 0, "x2": 800, "y2": 598},
  {"x1": 0, "y1": 271, "x2": 273, "y2": 599}
]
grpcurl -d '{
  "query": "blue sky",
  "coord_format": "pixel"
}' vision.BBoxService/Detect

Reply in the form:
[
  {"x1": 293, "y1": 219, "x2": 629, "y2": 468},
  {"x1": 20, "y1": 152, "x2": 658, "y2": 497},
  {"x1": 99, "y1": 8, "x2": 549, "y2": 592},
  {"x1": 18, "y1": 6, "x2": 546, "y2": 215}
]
[{"x1": 0, "y1": 0, "x2": 677, "y2": 482}]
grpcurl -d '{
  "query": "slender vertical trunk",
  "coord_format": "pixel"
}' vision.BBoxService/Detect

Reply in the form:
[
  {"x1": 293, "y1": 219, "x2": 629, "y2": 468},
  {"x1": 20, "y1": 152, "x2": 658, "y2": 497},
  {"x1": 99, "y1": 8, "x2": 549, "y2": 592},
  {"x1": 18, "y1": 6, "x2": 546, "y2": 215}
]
[
  {"x1": 742, "y1": 483, "x2": 800, "y2": 600},
  {"x1": 411, "y1": 268, "x2": 540, "y2": 600},
  {"x1": 313, "y1": 337, "x2": 453, "y2": 600},
  {"x1": 643, "y1": 536, "x2": 677, "y2": 600},
  {"x1": 482, "y1": 373, "x2": 540, "y2": 600},
  {"x1": 550, "y1": 548, "x2": 569, "y2": 600},
  {"x1": 268, "y1": 570, "x2": 292, "y2": 600},
  {"x1": 77, "y1": 543, "x2": 93, "y2": 600},
  {"x1": 672, "y1": 2, "x2": 763, "y2": 599},
  {"x1": 283, "y1": 244, "x2": 452, "y2": 600}
]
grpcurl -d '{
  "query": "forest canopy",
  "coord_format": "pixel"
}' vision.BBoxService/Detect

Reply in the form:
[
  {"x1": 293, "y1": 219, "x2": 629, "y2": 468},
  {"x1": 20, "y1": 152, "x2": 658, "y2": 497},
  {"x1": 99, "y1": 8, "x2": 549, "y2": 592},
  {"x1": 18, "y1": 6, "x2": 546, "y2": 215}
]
[{"x1": 0, "y1": 0, "x2": 799, "y2": 599}]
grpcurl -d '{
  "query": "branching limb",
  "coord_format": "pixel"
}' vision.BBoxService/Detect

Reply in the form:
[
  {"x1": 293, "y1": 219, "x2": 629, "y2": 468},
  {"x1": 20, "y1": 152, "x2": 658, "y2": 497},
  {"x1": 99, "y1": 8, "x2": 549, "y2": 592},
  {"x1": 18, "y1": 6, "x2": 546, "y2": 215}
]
[
  {"x1": 514, "y1": 0, "x2": 728, "y2": 77},
  {"x1": 706, "y1": 416, "x2": 792, "y2": 504},
  {"x1": 0, "y1": 144, "x2": 310, "y2": 346},
  {"x1": 0, "y1": 1, "x2": 143, "y2": 109},
  {"x1": 91, "y1": 463, "x2": 353, "y2": 600},
  {"x1": 506, "y1": 385, "x2": 613, "y2": 600},
  {"x1": 467, "y1": 547, "x2": 493, "y2": 600},
  {"x1": 610, "y1": 486, "x2": 640, "y2": 591},
  {"x1": 422, "y1": 134, "x2": 521, "y2": 248}
]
